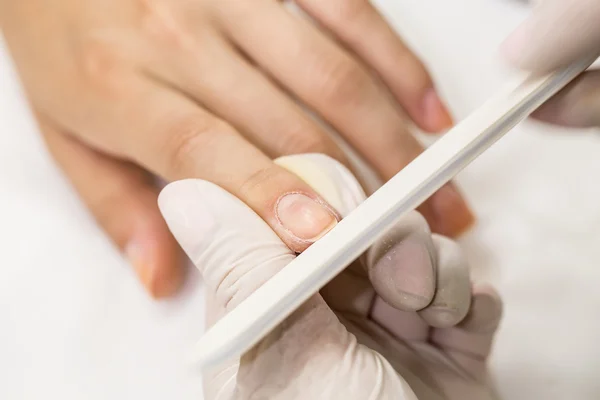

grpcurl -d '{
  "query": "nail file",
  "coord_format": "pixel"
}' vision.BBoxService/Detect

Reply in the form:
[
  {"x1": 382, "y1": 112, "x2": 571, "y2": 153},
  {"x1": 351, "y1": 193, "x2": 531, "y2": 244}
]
[{"x1": 192, "y1": 56, "x2": 597, "y2": 369}]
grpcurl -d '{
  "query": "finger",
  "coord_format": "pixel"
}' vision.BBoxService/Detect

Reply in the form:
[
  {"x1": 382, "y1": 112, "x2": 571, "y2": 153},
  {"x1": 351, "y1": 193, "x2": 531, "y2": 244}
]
[
  {"x1": 430, "y1": 284, "x2": 503, "y2": 378},
  {"x1": 64, "y1": 72, "x2": 339, "y2": 253},
  {"x1": 532, "y1": 70, "x2": 600, "y2": 128},
  {"x1": 293, "y1": 0, "x2": 454, "y2": 133},
  {"x1": 366, "y1": 212, "x2": 436, "y2": 312},
  {"x1": 157, "y1": 179, "x2": 358, "y2": 399},
  {"x1": 218, "y1": 1, "x2": 475, "y2": 237},
  {"x1": 364, "y1": 212, "x2": 435, "y2": 341},
  {"x1": 501, "y1": 0, "x2": 600, "y2": 72},
  {"x1": 39, "y1": 117, "x2": 185, "y2": 298},
  {"x1": 418, "y1": 235, "x2": 471, "y2": 328},
  {"x1": 145, "y1": 29, "x2": 350, "y2": 165}
]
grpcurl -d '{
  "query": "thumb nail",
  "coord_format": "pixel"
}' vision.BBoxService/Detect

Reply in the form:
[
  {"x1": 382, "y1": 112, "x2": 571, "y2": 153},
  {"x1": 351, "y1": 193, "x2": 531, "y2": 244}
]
[
  {"x1": 423, "y1": 89, "x2": 454, "y2": 132},
  {"x1": 276, "y1": 193, "x2": 337, "y2": 242}
]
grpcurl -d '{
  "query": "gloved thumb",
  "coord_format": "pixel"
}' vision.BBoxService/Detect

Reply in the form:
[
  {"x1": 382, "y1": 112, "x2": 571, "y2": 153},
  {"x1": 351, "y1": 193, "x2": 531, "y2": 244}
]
[
  {"x1": 157, "y1": 177, "x2": 298, "y2": 327},
  {"x1": 501, "y1": 0, "x2": 600, "y2": 72}
]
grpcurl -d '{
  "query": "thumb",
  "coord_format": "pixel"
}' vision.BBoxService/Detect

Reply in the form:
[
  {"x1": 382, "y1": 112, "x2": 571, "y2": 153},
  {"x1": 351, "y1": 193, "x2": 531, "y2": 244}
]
[
  {"x1": 501, "y1": 0, "x2": 600, "y2": 72},
  {"x1": 157, "y1": 179, "x2": 297, "y2": 325}
]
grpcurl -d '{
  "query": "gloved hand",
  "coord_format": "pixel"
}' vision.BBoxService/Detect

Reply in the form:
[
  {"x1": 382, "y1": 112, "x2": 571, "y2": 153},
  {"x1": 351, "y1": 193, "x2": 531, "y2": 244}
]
[
  {"x1": 158, "y1": 154, "x2": 502, "y2": 400},
  {"x1": 501, "y1": 0, "x2": 600, "y2": 128}
]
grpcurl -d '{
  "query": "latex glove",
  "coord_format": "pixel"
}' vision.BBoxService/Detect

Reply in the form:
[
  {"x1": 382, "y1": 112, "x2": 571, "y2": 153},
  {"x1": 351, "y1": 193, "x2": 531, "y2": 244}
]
[
  {"x1": 501, "y1": 0, "x2": 600, "y2": 128},
  {"x1": 158, "y1": 154, "x2": 502, "y2": 400},
  {"x1": 0, "y1": 0, "x2": 474, "y2": 298}
]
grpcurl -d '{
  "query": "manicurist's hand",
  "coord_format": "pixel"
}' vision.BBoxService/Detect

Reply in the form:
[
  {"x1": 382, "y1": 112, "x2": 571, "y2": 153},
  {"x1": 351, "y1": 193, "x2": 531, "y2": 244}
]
[
  {"x1": 0, "y1": 0, "x2": 474, "y2": 297},
  {"x1": 158, "y1": 154, "x2": 502, "y2": 400},
  {"x1": 502, "y1": 0, "x2": 600, "y2": 128}
]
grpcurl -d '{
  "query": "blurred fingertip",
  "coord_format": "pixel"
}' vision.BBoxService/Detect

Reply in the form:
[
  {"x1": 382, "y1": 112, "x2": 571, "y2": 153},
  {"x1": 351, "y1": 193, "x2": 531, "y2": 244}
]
[
  {"x1": 421, "y1": 89, "x2": 455, "y2": 133},
  {"x1": 458, "y1": 285, "x2": 503, "y2": 333},
  {"x1": 421, "y1": 183, "x2": 475, "y2": 238},
  {"x1": 126, "y1": 222, "x2": 186, "y2": 299}
]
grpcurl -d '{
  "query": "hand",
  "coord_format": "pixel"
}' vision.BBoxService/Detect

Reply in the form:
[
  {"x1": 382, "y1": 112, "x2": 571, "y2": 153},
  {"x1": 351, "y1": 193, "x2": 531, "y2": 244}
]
[
  {"x1": 158, "y1": 154, "x2": 502, "y2": 400},
  {"x1": 501, "y1": 0, "x2": 600, "y2": 128},
  {"x1": 0, "y1": 0, "x2": 475, "y2": 298}
]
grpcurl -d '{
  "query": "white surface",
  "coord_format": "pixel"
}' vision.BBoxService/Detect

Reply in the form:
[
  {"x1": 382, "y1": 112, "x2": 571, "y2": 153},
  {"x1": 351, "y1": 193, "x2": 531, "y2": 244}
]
[{"x1": 1, "y1": 0, "x2": 600, "y2": 399}]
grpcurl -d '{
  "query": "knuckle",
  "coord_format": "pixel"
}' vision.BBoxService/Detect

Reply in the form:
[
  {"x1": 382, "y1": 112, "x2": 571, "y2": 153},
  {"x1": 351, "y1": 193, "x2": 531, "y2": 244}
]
[
  {"x1": 335, "y1": 0, "x2": 368, "y2": 22},
  {"x1": 280, "y1": 128, "x2": 332, "y2": 155},
  {"x1": 163, "y1": 116, "x2": 228, "y2": 177},
  {"x1": 239, "y1": 165, "x2": 287, "y2": 200},
  {"x1": 314, "y1": 57, "x2": 370, "y2": 107},
  {"x1": 77, "y1": 37, "x2": 124, "y2": 88},
  {"x1": 137, "y1": 0, "x2": 194, "y2": 50}
]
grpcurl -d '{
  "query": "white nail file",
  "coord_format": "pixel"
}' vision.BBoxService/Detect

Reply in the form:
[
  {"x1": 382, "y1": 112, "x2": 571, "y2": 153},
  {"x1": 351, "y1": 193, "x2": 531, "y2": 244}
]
[{"x1": 192, "y1": 56, "x2": 597, "y2": 369}]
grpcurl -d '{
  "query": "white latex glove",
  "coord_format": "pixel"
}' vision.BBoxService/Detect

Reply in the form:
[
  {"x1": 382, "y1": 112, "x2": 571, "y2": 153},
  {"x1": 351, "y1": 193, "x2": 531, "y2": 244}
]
[
  {"x1": 501, "y1": 0, "x2": 600, "y2": 128},
  {"x1": 158, "y1": 154, "x2": 502, "y2": 400}
]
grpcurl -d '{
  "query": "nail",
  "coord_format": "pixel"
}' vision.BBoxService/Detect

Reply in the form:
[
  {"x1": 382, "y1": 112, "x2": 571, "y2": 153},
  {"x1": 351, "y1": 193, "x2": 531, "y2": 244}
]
[
  {"x1": 126, "y1": 235, "x2": 179, "y2": 298},
  {"x1": 422, "y1": 89, "x2": 454, "y2": 132},
  {"x1": 276, "y1": 193, "x2": 337, "y2": 241},
  {"x1": 126, "y1": 238, "x2": 154, "y2": 290},
  {"x1": 423, "y1": 183, "x2": 475, "y2": 238}
]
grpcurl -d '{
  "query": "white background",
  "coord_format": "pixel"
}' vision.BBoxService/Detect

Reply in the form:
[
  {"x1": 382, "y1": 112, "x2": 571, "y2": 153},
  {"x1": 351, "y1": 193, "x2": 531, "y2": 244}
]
[{"x1": 2, "y1": 0, "x2": 600, "y2": 398}]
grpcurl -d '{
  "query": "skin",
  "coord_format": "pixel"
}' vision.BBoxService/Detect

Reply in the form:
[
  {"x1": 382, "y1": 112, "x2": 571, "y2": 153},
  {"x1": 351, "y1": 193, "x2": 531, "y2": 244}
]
[
  {"x1": 158, "y1": 154, "x2": 502, "y2": 400},
  {"x1": 0, "y1": 0, "x2": 475, "y2": 298}
]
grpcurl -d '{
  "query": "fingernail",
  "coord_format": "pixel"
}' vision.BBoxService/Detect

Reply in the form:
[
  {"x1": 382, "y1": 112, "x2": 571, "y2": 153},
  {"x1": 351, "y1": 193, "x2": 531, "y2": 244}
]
[
  {"x1": 126, "y1": 239, "x2": 154, "y2": 290},
  {"x1": 423, "y1": 89, "x2": 454, "y2": 132},
  {"x1": 276, "y1": 193, "x2": 337, "y2": 241},
  {"x1": 126, "y1": 236, "x2": 178, "y2": 298},
  {"x1": 422, "y1": 183, "x2": 475, "y2": 237}
]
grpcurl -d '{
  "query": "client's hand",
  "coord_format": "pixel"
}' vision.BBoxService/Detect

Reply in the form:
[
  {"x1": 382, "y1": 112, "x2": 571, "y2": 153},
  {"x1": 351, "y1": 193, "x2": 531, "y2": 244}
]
[
  {"x1": 158, "y1": 154, "x2": 502, "y2": 400},
  {"x1": 0, "y1": 0, "x2": 473, "y2": 298}
]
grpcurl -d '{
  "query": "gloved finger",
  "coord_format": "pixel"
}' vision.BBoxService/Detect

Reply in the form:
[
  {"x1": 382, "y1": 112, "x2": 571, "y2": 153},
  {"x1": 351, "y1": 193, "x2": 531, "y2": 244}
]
[
  {"x1": 501, "y1": 0, "x2": 600, "y2": 72},
  {"x1": 39, "y1": 116, "x2": 185, "y2": 298},
  {"x1": 367, "y1": 231, "x2": 470, "y2": 337},
  {"x1": 158, "y1": 179, "x2": 295, "y2": 322},
  {"x1": 532, "y1": 70, "x2": 600, "y2": 128},
  {"x1": 430, "y1": 284, "x2": 503, "y2": 379},
  {"x1": 417, "y1": 235, "x2": 471, "y2": 328},
  {"x1": 365, "y1": 212, "x2": 436, "y2": 312}
]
